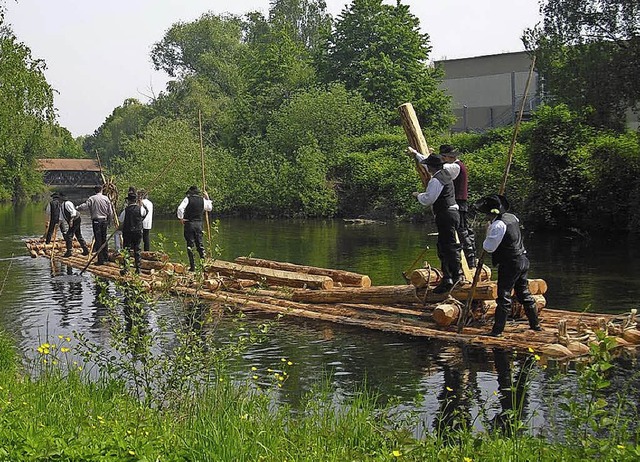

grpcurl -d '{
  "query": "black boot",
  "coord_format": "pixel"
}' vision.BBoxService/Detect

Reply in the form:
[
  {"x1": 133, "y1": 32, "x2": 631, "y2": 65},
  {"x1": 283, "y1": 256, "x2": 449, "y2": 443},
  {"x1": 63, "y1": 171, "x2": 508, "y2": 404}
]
[
  {"x1": 432, "y1": 278, "x2": 454, "y2": 294},
  {"x1": 63, "y1": 249, "x2": 73, "y2": 258},
  {"x1": 187, "y1": 249, "x2": 196, "y2": 272},
  {"x1": 81, "y1": 245, "x2": 89, "y2": 256},
  {"x1": 524, "y1": 304, "x2": 542, "y2": 331},
  {"x1": 490, "y1": 306, "x2": 508, "y2": 336}
]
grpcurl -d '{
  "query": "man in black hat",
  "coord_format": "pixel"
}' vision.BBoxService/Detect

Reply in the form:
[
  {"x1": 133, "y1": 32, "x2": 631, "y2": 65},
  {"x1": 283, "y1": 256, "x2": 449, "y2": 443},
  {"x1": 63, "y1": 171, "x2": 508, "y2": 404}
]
[
  {"x1": 118, "y1": 191, "x2": 148, "y2": 274},
  {"x1": 475, "y1": 194, "x2": 542, "y2": 336},
  {"x1": 45, "y1": 192, "x2": 62, "y2": 244},
  {"x1": 58, "y1": 192, "x2": 90, "y2": 258},
  {"x1": 440, "y1": 144, "x2": 477, "y2": 269},
  {"x1": 177, "y1": 185, "x2": 213, "y2": 271},
  {"x1": 412, "y1": 154, "x2": 462, "y2": 294}
]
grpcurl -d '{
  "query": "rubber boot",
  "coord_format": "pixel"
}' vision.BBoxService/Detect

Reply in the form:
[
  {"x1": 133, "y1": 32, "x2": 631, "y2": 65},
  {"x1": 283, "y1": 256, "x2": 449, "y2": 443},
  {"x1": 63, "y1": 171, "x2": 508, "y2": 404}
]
[
  {"x1": 432, "y1": 278, "x2": 454, "y2": 294},
  {"x1": 63, "y1": 249, "x2": 73, "y2": 258},
  {"x1": 490, "y1": 306, "x2": 508, "y2": 336},
  {"x1": 187, "y1": 248, "x2": 196, "y2": 272},
  {"x1": 524, "y1": 304, "x2": 542, "y2": 331}
]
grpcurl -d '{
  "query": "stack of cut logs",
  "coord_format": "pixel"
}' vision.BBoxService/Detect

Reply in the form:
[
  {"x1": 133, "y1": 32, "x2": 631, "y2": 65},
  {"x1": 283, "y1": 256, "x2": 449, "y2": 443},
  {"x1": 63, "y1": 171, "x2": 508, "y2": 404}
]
[{"x1": 24, "y1": 237, "x2": 640, "y2": 358}]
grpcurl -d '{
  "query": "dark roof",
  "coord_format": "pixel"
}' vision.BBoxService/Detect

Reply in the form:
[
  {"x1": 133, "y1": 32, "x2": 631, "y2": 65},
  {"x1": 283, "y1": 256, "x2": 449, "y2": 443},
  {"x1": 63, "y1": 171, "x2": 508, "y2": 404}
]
[{"x1": 36, "y1": 159, "x2": 101, "y2": 172}]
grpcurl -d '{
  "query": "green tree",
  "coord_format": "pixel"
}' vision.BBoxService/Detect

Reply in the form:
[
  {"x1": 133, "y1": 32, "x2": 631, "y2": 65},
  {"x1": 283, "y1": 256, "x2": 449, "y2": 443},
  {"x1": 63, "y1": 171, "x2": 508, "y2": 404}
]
[
  {"x1": 321, "y1": 0, "x2": 453, "y2": 130},
  {"x1": 0, "y1": 15, "x2": 54, "y2": 200},
  {"x1": 524, "y1": 0, "x2": 640, "y2": 130},
  {"x1": 268, "y1": 0, "x2": 333, "y2": 51},
  {"x1": 83, "y1": 98, "x2": 155, "y2": 170},
  {"x1": 38, "y1": 124, "x2": 86, "y2": 159}
]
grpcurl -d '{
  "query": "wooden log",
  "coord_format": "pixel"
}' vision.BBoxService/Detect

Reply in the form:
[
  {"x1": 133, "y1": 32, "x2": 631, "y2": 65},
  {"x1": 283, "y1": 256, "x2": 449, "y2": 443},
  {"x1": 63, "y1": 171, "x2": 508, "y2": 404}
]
[
  {"x1": 140, "y1": 260, "x2": 173, "y2": 271},
  {"x1": 433, "y1": 303, "x2": 461, "y2": 327},
  {"x1": 410, "y1": 264, "x2": 492, "y2": 288},
  {"x1": 409, "y1": 268, "x2": 442, "y2": 288},
  {"x1": 234, "y1": 256, "x2": 371, "y2": 287},
  {"x1": 291, "y1": 285, "x2": 421, "y2": 304},
  {"x1": 398, "y1": 102, "x2": 431, "y2": 187},
  {"x1": 289, "y1": 281, "x2": 497, "y2": 305},
  {"x1": 140, "y1": 251, "x2": 170, "y2": 262},
  {"x1": 204, "y1": 260, "x2": 334, "y2": 290}
]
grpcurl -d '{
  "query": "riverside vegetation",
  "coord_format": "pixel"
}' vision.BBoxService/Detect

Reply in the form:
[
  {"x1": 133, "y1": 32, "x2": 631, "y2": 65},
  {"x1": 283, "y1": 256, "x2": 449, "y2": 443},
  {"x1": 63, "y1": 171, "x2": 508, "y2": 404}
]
[
  {"x1": 2, "y1": 1, "x2": 640, "y2": 235},
  {"x1": 1, "y1": 268, "x2": 640, "y2": 461}
]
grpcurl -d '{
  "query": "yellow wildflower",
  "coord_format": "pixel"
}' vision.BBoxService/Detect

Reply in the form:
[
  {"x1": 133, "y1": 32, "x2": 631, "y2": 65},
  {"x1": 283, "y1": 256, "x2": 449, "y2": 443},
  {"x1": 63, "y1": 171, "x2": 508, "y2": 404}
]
[
  {"x1": 392, "y1": 450, "x2": 401, "y2": 457},
  {"x1": 528, "y1": 347, "x2": 534, "y2": 353},
  {"x1": 128, "y1": 450, "x2": 136, "y2": 456},
  {"x1": 446, "y1": 386, "x2": 453, "y2": 392},
  {"x1": 251, "y1": 366, "x2": 257, "y2": 371},
  {"x1": 253, "y1": 375, "x2": 258, "y2": 380},
  {"x1": 464, "y1": 457, "x2": 473, "y2": 462},
  {"x1": 287, "y1": 361, "x2": 293, "y2": 366},
  {"x1": 534, "y1": 354, "x2": 541, "y2": 361},
  {"x1": 60, "y1": 347, "x2": 70, "y2": 353}
]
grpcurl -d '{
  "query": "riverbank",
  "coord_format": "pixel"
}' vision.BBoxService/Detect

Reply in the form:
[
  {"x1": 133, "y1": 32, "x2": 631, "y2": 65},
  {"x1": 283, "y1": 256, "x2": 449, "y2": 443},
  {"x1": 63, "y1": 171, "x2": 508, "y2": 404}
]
[{"x1": 1, "y1": 326, "x2": 638, "y2": 461}]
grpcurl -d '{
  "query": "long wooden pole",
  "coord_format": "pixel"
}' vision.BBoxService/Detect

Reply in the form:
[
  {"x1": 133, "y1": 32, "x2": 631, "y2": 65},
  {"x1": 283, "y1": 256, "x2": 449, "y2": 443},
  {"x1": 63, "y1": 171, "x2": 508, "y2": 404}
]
[
  {"x1": 457, "y1": 55, "x2": 537, "y2": 333},
  {"x1": 199, "y1": 110, "x2": 213, "y2": 256}
]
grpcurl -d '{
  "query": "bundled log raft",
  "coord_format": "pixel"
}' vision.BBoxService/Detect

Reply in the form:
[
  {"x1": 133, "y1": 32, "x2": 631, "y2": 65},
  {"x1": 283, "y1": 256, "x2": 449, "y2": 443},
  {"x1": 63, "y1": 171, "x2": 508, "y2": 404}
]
[{"x1": 24, "y1": 237, "x2": 639, "y2": 359}]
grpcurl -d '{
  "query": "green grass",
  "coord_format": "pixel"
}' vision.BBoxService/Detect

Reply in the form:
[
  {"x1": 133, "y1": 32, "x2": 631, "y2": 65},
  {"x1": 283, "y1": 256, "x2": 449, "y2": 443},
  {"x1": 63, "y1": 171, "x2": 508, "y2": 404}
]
[{"x1": 1, "y1": 328, "x2": 640, "y2": 461}]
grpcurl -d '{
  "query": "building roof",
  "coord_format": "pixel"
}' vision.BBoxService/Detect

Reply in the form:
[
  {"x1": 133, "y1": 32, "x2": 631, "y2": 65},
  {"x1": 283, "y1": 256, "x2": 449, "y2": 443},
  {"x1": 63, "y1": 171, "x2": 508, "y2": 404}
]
[{"x1": 36, "y1": 158, "x2": 101, "y2": 172}]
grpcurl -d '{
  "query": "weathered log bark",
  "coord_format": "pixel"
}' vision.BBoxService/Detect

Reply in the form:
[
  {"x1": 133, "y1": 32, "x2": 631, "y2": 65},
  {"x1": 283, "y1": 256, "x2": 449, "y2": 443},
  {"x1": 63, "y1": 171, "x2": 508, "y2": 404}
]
[
  {"x1": 433, "y1": 303, "x2": 461, "y2": 327},
  {"x1": 204, "y1": 260, "x2": 334, "y2": 290},
  {"x1": 409, "y1": 267, "x2": 442, "y2": 288},
  {"x1": 234, "y1": 256, "x2": 371, "y2": 287},
  {"x1": 398, "y1": 102, "x2": 431, "y2": 187},
  {"x1": 140, "y1": 251, "x2": 170, "y2": 262},
  {"x1": 291, "y1": 285, "x2": 421, "y2": 304},
  {"x1": 289, "y1": 281, "x2": 498, "y2": 304}
]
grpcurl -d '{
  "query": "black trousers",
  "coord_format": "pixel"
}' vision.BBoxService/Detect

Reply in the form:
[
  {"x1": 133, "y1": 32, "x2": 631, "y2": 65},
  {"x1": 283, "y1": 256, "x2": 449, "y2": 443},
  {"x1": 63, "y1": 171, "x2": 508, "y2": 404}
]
[
  {"x1": 64, "y1": 217, "x2": 88, "y2": 251},
  {"x1": 142, "y1": 228, "x2": 151, "y2": 252},
  {"x1": 122, "y1": 231, "x2": 142, "y2": 272},
  {"x1": 183, "y1": 220, "x2": 205, "y2": 258},
  {"x1": 493, "y1": 254, "x2": 538, "y2": 333},
  {"x1": 457, "y1": 202, "x2": 476, "y2": 266},
  {"x1": 435, "y1": 208, "x2": 461, "y2": 282},
  {"x1": 92, "y1": 219, "x2": 109, "y2": 264}
]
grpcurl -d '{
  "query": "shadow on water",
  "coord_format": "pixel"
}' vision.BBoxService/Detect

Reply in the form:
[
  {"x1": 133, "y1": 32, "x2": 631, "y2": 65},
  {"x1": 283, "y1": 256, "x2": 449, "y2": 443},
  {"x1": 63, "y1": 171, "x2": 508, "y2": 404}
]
[{"x1": 2, "y1": 202, "x2": 640, "y2": 433}]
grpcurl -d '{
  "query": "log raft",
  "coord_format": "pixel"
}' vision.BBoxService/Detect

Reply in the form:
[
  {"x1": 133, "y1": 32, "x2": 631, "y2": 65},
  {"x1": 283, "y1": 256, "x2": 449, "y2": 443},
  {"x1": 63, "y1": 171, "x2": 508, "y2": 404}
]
[{"x1": 25, "y1": 238, "x2": 640, "y2": 359}]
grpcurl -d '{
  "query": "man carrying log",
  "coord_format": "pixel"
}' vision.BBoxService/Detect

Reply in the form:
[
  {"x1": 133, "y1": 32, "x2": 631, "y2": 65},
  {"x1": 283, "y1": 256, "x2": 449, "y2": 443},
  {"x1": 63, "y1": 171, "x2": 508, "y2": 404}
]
[
  {"x1": 475, "y1": 194, "x2": 541, "y2": 336},
  {"x1": 177, "y1": 185, "x2": 213, "y2": 272},
  {"x1": 59, "y1": 192, "x2": 90, "y2": 258},
  {"x1": 440, "y1": 144, "x2": 477, "y2": 269},
  {"x1": 411, "y1": 154, "x2": 462, "y2": 294}
]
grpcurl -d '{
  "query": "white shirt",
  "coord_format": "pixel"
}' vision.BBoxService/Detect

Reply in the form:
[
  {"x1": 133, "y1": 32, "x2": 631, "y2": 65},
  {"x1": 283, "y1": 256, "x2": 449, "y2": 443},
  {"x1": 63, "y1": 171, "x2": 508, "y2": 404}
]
[
  {"x1": 414, "y1": 153, "x2": 460, "y2": 179},
  {"x1": 483, "y1": 217, "x2": 513, "y2": 253},
  {"x1": 177, "y1": 196, "x2": 213, "y2": 220},
  {"x1": 141, "y1": 198, "x2": 153, "y2": 229}
]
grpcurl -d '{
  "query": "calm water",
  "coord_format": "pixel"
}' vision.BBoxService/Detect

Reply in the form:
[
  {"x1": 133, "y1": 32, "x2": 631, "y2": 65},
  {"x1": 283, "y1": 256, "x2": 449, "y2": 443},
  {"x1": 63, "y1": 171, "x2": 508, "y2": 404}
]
[{"x1": 2, "y1": 200, "x2": 640, "y2": 435}]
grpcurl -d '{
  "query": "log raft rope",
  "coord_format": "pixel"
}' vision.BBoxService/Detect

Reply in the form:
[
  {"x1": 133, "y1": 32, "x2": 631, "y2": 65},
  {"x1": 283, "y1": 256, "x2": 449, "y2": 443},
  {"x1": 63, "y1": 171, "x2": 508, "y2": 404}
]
[{"x1": 25, "y1": 239, "x2": 640, "y2": 358}]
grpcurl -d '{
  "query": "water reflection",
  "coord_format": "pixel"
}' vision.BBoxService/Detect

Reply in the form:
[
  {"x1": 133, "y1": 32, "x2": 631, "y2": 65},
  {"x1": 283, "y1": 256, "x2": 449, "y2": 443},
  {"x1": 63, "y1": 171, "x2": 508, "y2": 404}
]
[{"x1": 491, "y1": 349, "x2": 534, "y2": 435}]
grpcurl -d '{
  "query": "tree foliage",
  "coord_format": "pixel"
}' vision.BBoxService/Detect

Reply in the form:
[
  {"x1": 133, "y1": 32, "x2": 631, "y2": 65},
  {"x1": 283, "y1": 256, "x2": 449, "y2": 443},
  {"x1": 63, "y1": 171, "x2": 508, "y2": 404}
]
[
  {"x1": 0, "y1": 16, "x2": 54, "y2": 200},
  {"x1": 321, "y1": 0, "x2": 453, "y2": 130},
  {"x1": 524, "y1": 0, "x2": 640, "y2": 129}
]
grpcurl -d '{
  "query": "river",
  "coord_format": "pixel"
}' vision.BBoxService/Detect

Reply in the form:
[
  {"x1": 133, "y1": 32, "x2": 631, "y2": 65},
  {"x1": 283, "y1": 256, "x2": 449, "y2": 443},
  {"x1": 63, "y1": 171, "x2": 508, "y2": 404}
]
[{"x1": 2, "y1": 200, "x2": 640, "y2": 435}]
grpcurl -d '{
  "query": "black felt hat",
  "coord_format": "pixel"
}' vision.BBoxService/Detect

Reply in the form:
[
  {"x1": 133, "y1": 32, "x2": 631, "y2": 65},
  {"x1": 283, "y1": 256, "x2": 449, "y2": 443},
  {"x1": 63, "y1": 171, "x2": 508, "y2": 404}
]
[
  {"x1": 474, "y1": 194, "x2": 510, "y2": 215},
  {"x1": 420, "y1": 153, "x2": 444, "y2": 168},
  {"x1": 439, "y1": 144, "x2": 460, "y2": 157},
  {"x1": 186, "y1": 185, "x2": 201, "y2": 195}
]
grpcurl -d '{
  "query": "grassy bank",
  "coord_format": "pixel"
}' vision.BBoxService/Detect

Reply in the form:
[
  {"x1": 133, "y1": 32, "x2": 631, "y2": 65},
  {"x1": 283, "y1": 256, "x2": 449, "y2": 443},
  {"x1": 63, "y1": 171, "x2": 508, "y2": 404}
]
[{"x1": 1, "y1": 327, "x2": 639, "y2": 461}]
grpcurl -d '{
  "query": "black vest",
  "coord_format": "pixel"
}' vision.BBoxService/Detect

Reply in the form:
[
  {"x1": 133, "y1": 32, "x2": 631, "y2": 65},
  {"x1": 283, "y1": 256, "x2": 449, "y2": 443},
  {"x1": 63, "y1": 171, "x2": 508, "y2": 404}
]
[
  {"x1": 123, "y1": 204, "x2": 144, "y2": 233},
  {"x1": 491, "y1": 213, "x2": 526, "y2": 265},
  {"x1": 184, "y1": 195, "x2": 204, "y2": 221},
  {"x1": 49, "y1": 199, "x2": 61, "y2": 224},
  {"x1": 432, "y1": 169, "x2": 456, "y2": 214}
]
